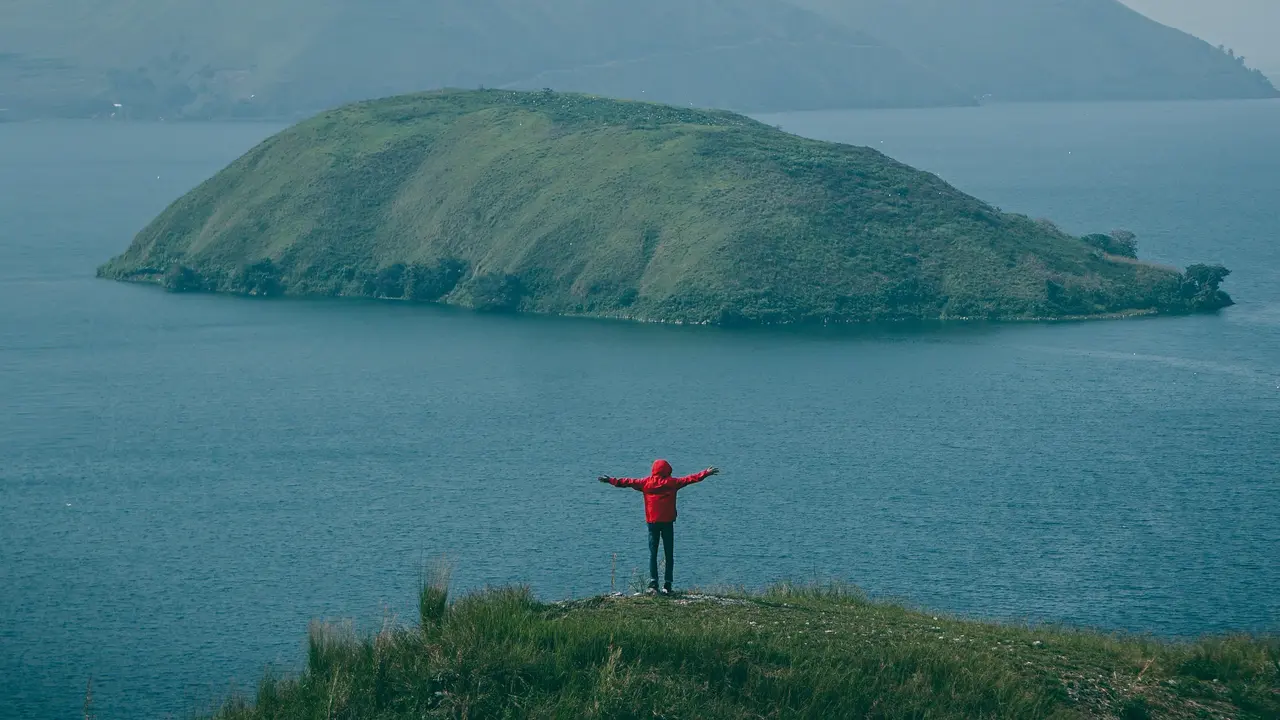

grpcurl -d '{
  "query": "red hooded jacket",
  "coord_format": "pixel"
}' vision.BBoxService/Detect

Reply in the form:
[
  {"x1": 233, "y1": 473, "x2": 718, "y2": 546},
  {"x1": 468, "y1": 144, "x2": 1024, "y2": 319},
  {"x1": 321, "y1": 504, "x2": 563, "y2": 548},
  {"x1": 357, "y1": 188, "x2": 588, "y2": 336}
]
[{"x1": 608, "y1": 459, "x2": 713, "y2": 523}]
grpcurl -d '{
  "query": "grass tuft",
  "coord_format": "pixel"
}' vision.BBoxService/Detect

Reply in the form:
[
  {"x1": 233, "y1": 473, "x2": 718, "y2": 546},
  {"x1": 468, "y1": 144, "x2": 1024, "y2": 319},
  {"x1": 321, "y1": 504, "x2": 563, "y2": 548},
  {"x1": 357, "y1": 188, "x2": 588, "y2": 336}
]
[{"x1": 418, "y1": 558, "x2": 452, "y2": 630}]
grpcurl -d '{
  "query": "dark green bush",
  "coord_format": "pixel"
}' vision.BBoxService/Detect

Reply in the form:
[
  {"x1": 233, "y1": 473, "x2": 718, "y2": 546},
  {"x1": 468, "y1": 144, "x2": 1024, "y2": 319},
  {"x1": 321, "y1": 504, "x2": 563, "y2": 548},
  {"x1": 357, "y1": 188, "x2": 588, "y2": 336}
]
[
  {"x1": 470, "y1": 273, "x2": 523, "y2": 312},
  {"x1": 1081, "y1": 230, "x2": 1139, "y2": 259},
  {"x1": 162, "y1": 263, "x2": 203, "y2": 293},
  {"x1": 233, "y1": 259, "x2": 283, "y2": 296},
  {"x1": 374, "y1": 263, "x2": 407, "y2": 298},
  {"x1": 405, "y1": 259, "x2": 467, "y2": 302}
]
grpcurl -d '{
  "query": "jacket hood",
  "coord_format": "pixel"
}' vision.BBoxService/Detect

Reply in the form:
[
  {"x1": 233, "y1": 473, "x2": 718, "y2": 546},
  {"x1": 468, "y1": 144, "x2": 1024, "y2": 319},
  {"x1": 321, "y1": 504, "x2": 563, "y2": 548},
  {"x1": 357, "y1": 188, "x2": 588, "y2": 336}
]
[{"x1": 651, "y1": 459, "x2": 673, "y2": 478}]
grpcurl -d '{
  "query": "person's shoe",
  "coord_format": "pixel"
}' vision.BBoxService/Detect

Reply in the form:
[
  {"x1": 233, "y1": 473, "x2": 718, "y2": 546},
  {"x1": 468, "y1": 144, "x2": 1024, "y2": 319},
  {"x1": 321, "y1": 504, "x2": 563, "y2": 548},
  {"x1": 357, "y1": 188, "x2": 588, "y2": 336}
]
[
  {"x1": 661, "y1": 584, "x2": 674, "y2": 596},
  {"x1": 647, "y1": 581, "x2": 659, "y2": 595}
]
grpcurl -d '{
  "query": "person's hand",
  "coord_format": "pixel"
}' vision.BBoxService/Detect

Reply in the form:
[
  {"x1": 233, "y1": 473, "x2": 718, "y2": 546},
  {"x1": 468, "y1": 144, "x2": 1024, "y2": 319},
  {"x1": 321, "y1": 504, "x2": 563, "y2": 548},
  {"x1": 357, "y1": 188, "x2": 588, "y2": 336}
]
[
  {"x1": 706, "y1": 467, "x2": 720, "y2": 477},
  {"x1": 598, "y1": 475, "x2": 612, "y2": 483}
]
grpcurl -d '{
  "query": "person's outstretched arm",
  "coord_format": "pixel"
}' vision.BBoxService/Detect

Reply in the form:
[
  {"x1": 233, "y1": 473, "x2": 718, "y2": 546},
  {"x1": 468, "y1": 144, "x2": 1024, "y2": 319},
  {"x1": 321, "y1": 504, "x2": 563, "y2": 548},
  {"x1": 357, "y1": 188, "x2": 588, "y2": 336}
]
[
  {"x1": 675, "y1": 467, "x2": 719, "y2": 488},
  {"x1": 599, "y1": 475, "x2": 646, "y2": 491}
]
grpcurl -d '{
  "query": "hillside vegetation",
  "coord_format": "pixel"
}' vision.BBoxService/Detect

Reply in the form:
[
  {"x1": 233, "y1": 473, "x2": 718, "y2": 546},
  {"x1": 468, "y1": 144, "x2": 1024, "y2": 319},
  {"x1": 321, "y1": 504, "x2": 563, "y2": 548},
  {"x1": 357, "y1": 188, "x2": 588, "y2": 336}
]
[
  {"x1": 204, "y1": 578, "x2": 1280, "y2": 719},
  {"x1": 793, "y1": 0, "x2": 1278, "y2": 102},
  {"x1": 2, "y1": 0, "x2": 1275, "y2": 121},
  {"x1": 99, "y1": 90, "x2": 1234, "y2": 325}
]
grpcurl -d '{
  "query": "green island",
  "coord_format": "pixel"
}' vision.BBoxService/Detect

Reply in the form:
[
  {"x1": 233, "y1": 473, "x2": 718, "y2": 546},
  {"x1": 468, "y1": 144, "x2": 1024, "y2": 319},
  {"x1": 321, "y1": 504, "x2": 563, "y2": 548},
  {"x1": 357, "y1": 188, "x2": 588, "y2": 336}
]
[
  {"x1": 100, "y1": 89, "x2": 1233, "y2": 325},
  {"x1": 206, "y1": 574, "x2": 1278, "y2": 719}
]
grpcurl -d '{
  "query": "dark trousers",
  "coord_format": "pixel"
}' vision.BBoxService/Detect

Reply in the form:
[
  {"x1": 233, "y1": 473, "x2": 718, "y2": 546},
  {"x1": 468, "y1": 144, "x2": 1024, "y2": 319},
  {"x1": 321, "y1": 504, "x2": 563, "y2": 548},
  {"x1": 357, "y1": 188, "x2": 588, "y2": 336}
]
[{"x1": 647, "y1": 521, "x2": 674, "y2": 588}]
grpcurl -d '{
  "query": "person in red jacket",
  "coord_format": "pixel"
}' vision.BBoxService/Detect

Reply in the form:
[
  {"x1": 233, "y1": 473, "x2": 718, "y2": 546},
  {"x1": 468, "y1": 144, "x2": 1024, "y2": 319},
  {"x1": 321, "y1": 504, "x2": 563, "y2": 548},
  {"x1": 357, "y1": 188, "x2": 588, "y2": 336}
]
[{"x1": 599, "y1": 459, "x2": 719, "y2": 595}]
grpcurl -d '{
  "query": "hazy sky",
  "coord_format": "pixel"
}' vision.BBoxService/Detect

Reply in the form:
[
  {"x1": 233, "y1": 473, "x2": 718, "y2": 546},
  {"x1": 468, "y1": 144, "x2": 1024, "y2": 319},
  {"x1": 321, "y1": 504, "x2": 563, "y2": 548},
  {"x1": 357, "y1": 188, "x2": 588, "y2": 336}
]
[{"x1": 1122, "y1": 0, "x2": 1280, "y2": 75}]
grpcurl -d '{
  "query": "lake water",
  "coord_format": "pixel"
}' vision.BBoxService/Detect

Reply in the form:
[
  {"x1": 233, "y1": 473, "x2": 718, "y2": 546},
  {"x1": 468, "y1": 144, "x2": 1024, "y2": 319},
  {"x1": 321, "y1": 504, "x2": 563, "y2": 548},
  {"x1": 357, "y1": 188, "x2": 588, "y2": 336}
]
[{"x1": 2, "y1": 101, "x2": 1278, "y2": 718}]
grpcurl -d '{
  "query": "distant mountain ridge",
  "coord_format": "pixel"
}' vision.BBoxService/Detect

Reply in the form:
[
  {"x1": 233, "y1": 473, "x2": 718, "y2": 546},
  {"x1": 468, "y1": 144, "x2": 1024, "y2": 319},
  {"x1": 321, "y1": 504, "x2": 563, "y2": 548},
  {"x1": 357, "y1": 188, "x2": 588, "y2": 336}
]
[
  {"x1": 0, "y1": 0, "x2": 970, "y2": 120},
  {"x1": 0, "y1": 0, "x2": 1273, "y2": 120},
  {"x1": 792, "y1": 0, "x2": 1278, "y2": 102}
]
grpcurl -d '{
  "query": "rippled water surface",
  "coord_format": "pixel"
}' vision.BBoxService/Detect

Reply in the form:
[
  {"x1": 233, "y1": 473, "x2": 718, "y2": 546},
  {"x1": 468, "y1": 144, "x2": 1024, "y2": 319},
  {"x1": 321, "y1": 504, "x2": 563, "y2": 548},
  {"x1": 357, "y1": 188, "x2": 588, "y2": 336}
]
[{"x1": 3, "y1": 101, "x2": 1278, "y2": 718}]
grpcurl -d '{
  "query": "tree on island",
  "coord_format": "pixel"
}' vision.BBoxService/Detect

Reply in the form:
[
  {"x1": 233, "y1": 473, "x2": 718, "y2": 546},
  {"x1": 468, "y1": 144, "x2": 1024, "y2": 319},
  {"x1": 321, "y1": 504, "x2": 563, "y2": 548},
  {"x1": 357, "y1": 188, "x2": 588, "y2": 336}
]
[
  {"x1": 1081, "y1": 230, "x2": 1138, "y2": 259},
  {"x1": 1108, "y1": 230, "x2": 1138, "y2": 258},
  {"x1": 1181, "y1": 263, "x2": 1233, "y2": 310},
  {"x1": 1183, "y1": 264, "x2": 1230, "y2": 292},
  {"x1": 162, "y1": 263, "x2": 202, "y2": 292},
  {"x1": 234, "y1": 258, "x2": 283, "y2": 296}
]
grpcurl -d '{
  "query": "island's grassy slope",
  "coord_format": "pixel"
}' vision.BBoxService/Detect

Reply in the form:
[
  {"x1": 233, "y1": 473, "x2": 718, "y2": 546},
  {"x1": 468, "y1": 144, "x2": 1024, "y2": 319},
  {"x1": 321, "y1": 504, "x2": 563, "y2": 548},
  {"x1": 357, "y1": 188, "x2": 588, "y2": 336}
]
[
  {"x1": 0, "y1": 0, "x2": 969, "y2": 121},
  {"x1": 209, "y1": 580, "x2": 1278, "y2": 719},
  {"x1": 793, "y1": 0, "x2": 1278, "y2": 102},
  {"x1": 99, "y1": 90, "x2": 1234, "y2": 325}
]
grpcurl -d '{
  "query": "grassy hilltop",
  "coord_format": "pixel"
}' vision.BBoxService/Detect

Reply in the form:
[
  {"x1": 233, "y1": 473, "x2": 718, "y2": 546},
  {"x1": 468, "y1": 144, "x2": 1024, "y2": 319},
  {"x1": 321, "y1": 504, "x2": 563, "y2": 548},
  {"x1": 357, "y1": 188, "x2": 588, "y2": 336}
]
[
  {"x1": 206, "y1": 578, "x2": 1279, "y2": 719},
  {"x1": 100, "y1": 89, "x2": 1233, "y2": 325}
]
